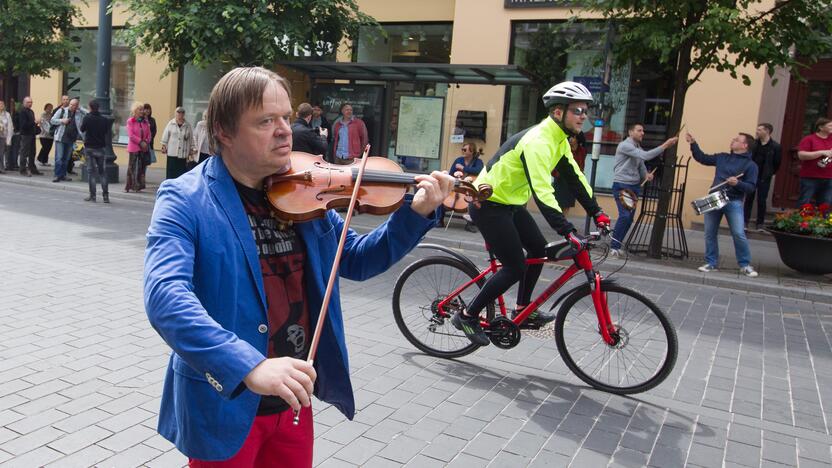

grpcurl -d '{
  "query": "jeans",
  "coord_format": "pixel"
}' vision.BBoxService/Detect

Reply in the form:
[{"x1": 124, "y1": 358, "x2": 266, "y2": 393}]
[
  {"x1": 53, "y1": 141, "x2": 74, "y2": 179},
  {"x1": 704, "y1": 199, "x2": 752, "y2": 268},
  {"x1": 743, "y1": 177, "x2": 772, "y2": 226},
  {"x1": 85, "y1": 147, "x2": 108, "y2": 197},
  {"x1": 797, "y1": 177, "x2": 832, "y2": 206},
  {"x1": 611, "y1": 182, "x2": 640, "y2": 250}
]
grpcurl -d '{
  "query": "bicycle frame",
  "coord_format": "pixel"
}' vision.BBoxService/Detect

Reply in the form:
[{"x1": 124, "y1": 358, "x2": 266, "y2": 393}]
[{"x1": 436, "y1": 247, "x2": 618, "y2": 345}]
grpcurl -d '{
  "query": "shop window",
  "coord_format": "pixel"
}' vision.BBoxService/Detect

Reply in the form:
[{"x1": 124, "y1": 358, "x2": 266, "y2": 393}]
[
  {"x1": 181, "y1": 62, "x2": 227, "y2": 127},
  {"x1": 505, "y1": 21, "x2": 674, "y2": 192},
  {"x1": 356, "y1": 23, "x2": 452, "y2": 64},
  {"x1": 64, "y1": 29, "x2": 135, "y2": 145}
]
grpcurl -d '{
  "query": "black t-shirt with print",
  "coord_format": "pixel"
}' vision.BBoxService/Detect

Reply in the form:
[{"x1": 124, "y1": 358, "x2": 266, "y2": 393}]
[{"x1": 235, "y1": 180, "x2": 310, "y2": 415}]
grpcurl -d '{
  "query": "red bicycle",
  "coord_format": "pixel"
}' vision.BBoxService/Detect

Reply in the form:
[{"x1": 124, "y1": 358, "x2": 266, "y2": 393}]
[{"x1": 392, "y1": 232, "x2": 678, "y2": 394}]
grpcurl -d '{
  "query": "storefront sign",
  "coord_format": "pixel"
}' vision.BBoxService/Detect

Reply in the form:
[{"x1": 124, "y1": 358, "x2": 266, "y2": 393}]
[
  {"x1": 504, "y1": 0, "x2": 569, "y2": 8},
  {"x1": 574, "y1": 76, "x2": 610, "y2": 93}
]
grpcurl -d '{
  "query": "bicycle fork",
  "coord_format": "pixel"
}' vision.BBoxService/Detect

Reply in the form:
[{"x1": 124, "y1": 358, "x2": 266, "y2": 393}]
[{"x1": 577, "y1": 250, "x2": 617, "y2": 346}]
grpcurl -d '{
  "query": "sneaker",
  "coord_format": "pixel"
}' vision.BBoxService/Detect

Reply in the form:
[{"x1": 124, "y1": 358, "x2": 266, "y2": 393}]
[
  {"x1": 740, "y1": 266, "x2": 758, "y2": 277},
  {"x1": 698, "y1": 264, "x2": 718, "y2": 272},
  {"x1": 512, "y1": 308, "x2": 555, "y2": 329},
  {"x1": 610, "y1": 249, "x2": 622, "y2": 258},
  {"x1": 451, "y1": 311, "x2": 490, "y2": 346},
  {"x1": 84, "y1": 195, "x2": 96, "y2": 202}
]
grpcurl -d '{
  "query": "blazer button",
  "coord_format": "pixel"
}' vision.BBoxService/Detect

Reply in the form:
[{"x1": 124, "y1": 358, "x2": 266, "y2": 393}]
[{"x1": 258, "y1": 324, "x2": 268, "y2": 334}]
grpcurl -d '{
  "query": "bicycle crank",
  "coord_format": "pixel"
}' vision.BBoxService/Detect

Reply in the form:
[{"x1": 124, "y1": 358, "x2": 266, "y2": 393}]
[{"x1": 486, "y1": 316, "x2": 521, "y2": 349}]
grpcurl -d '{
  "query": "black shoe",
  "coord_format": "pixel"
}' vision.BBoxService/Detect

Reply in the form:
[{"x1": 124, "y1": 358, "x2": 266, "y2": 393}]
[
  {"x1": 63, "y1": 177, "x2": 72, "y2": 182},
  {"x1": 52, "y1": 177, "x2": 61, "y2": 182},
  {"x1": 31, "y1": 171, "x2": 43, "y2": 176},
  {"x1": 84, "y1": 195, "x2": 96, "y2": 202},
  {"x1": 512, "y1": 308, "x2": 556, "y2": 329},
  {"x1": 102, "y1": 194, "x2": 110, "y2": 204},
  {"x1": 451, "y1": 311, "x2": 490, "y2": 346},
  {"x1": 464, "y1": 222, "x2": 478, "y2": 233},
  {"x1": 67, "y1": 170, "x2": 78, "y2": 175},
  {"x1": 20, "y1": 170, "x2": 30, "y2": 177}
]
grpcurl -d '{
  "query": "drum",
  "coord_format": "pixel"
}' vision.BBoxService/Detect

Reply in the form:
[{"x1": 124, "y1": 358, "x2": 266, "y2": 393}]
[
  {"x1": 618, "y1": 188, "x2": 639, "y2": 211},
  {"x1": 691, "y1": 190, "x2": 729, "y2": 215}
]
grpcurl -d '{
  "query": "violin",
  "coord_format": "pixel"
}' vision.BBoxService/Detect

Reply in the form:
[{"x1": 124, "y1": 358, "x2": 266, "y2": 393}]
[
  {"x1": 442, "y1": 173, "x2": 477, "y2": 214},
  {"x1": 265, "y1": 152, "x2": 492, "y2": 222}
]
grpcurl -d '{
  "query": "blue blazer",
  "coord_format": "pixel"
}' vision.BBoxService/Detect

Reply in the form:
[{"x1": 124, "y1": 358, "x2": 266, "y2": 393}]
[{"x1": 143, "y1": 155, "x2": 435, "y2": 460}]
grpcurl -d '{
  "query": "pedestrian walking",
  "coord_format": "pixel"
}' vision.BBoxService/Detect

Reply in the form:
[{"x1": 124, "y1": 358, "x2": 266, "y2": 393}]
[
  {"x1": 80, "y1": 100, "x2": 110, "y2": 203},
  {"x1": 796, "y1": 117, "x2": 832, "y2": 206},
  {"x1": 160, "y1": 107, "x2": 194, "y2": 179},
  {"x1": 331, "y1": 103, "x2": 368, "y2": 164},
  {"x1": 744, "y1": 123, "x2": 781, "y2": 230},
  {"x1": 124, "y1": 102, "x2": 151, "y2": 192}
]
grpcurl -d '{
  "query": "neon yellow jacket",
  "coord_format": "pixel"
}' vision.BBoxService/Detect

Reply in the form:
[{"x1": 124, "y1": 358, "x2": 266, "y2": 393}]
[{"x1": 476, "y1": 116, "x2": 600, "y2": 234}]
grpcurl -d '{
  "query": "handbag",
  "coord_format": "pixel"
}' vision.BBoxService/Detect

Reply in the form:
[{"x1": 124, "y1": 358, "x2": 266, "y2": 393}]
[{"x1": 149, "y1": 148, "x2": 157, "y2": 164}]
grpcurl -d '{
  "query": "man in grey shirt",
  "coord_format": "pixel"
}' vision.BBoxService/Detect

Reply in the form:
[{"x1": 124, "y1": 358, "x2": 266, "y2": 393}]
[{"x1": 611, "y1": 123, "x2": 677, "y2": 254}]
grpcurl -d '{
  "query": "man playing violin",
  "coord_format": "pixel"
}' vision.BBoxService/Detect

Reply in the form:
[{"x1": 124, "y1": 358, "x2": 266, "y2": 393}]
[{"x1": 143, "y1": 67, "x2": 455, "y2": 466}]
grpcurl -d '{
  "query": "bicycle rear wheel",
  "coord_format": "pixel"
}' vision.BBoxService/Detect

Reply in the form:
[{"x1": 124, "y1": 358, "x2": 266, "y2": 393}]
[
  {"x1": 555, "y1": 284, "x2": 677, "y2": 394},
  {"x1": 392, "y1": 256, "x2": 495, "y2": 359}
]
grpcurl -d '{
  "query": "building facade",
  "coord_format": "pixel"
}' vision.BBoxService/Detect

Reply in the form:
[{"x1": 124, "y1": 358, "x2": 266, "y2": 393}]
[{"x1": 28, "y1": 0, "x2": 831, "y2": 226}]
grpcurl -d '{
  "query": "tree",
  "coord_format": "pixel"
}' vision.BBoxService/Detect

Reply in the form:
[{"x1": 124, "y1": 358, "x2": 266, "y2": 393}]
[
  {"x1": 121, "y1": 0, "x2": 378, "y2": 74},
  {"x1": 568, "y1": 0, "x2": 832, "y2": 258},
  {"x1": 0, "y1": 0, "x2": 81, "y2": 100}
]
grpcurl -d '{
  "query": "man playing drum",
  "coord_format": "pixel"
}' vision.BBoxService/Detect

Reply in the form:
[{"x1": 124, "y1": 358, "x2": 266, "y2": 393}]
[{"x1": 687, "y1": 131, "x2": 759, "y2": 277}]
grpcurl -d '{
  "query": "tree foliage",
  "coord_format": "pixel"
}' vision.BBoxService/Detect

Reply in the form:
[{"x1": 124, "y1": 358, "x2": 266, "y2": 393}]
[
  {"x1": 0, "y1": 0, "x2": 81, "y2": 76},
  {"x1": 121, "y1": 0, "x2": 379, "y2": 74}
]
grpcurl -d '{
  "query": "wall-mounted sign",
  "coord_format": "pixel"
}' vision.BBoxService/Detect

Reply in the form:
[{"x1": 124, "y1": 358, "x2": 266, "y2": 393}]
[
  {"x1": 504, "y1": 0, "x2": 568, "y2": 8},
  {"x1": 396, "y1": 96, "x2": 445, "y2": 159},
  {"x1": 574, "y1": 76, "x2": 610, "y2": 94}
]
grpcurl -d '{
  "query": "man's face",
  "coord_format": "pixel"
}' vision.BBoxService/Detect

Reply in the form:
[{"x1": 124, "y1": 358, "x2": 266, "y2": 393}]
[
  {"x1": 69, "y1": 99, "x2": 79, "y2": 112},
  {"x1": 730, "y1": 134, "x2": 748, "y2": 153},
  {"x1": 629, "y1": 125, "x2": 645, "y2": 143},
  {"x1": 559, "y1": 103, "x2": 589, "y2": 134},
  {"x1": 176, "y1": 110, "x2": 185, "y2": 122},
  {"x1": 61, "y1": 96, "x2": 69, "y2": 107},
  {"x1": 756, "y1": 126, "x2": 769, "y2": 140},
  {"x1": 342, "y1": 105, "x2": 353, "y2": 119},
  {"x1": 221, "y1": 82, "x2": 293, "y2": 176},
  {"x1": 23, "y1": 98, "x2": 32, "y2": 108},
  {"x1": 312, "y1": 106, "x2": 321, "y2": 117}
]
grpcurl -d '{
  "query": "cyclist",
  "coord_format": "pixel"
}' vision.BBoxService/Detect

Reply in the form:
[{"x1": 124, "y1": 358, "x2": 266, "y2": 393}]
[{"x1": 453, "y1": 81, "x2": 610, "y2": 346}]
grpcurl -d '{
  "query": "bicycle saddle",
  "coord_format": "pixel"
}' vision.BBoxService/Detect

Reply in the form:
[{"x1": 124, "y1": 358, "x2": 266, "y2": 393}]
[{"x1": 544, "y1": 240, "x2": 577, "y2": 261}]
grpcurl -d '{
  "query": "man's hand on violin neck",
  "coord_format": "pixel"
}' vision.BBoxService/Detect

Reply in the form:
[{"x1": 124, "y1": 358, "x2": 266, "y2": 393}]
[
  {"x1": 411, "y1": 171, "x2": 456, "y2": 218},
  {"x1": 243, "y1": 357, "x2": 317, "y2": 411}
]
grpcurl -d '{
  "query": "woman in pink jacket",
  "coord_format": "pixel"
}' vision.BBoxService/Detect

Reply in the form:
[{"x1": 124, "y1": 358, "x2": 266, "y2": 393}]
[{"x1": 125, "y1": 102, "x2": 152, "y2": 192}]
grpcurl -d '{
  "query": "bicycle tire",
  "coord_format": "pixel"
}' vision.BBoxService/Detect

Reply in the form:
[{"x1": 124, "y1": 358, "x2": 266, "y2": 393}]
[
  {"x1": 392, "y1": 256, "x2": 495, "y2": 359},
  {"x1": 555, "y1": 284, "x2": 677, "y2": 394}
]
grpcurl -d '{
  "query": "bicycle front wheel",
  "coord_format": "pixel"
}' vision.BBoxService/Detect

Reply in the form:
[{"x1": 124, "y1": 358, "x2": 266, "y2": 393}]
[
  {"x1": 555, "y1": 284, "x2": 677, "y2": 394},
  {"x1": 392, "y1": 256, "x2": 495, "y2": 359}
]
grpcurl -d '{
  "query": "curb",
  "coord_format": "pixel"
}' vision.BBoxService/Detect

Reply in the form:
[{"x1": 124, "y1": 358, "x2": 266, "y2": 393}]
[{"x1": 0, "y1": 173, "x2": 158, "y2": 204}]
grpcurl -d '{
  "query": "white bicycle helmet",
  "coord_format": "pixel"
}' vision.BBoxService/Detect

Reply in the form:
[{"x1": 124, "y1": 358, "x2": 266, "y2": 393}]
[{"x1": 542, "y1": 81, "x2": 594, "y2": 108}]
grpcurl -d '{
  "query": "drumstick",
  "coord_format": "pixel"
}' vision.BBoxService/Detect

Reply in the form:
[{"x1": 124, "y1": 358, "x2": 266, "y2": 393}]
[
  {"x1": 708, "y1": 172, "x2": 744, "y2": 192},
  {"x1": 640, "y1": 168, "x2": 657, "y2": 187}
]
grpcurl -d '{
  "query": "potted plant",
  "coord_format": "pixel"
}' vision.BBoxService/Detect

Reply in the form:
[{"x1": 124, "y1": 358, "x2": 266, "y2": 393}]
[{"x1": 767, "y1": 203, "x2": 832, "y2": 275}]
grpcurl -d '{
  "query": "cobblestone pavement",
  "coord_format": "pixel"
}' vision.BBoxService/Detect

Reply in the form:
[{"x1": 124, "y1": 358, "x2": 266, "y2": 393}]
[{"x1": 0, "y1": 183, "x2": 830, "y2": 467}]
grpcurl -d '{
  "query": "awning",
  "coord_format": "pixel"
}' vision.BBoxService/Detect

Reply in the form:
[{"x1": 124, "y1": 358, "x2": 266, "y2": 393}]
[{"x1": 278, "y1": 61, "x2": 535, "y2": 86}]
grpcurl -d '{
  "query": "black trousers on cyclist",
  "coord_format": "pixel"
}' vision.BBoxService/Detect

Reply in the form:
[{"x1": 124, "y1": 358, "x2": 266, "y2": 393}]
[{"x1": 465, "y1": 201, "x2": 547, "y2": 317}]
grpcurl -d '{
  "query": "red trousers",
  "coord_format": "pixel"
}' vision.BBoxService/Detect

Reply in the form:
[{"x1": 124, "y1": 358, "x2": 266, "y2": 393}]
[{"x1": 189, "y1": 406, "x2": 313, "y2": 467}]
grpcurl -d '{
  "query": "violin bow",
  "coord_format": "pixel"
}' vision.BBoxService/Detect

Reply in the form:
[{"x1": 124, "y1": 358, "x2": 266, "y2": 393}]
[{"x1": 294, "y1": 144, "x2": 372, "y2": 426}]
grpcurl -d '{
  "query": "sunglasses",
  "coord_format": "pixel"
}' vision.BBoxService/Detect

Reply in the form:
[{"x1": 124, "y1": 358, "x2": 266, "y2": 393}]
[{"x1": 568, "y1": 107, "x2": 591, "y2": 117}]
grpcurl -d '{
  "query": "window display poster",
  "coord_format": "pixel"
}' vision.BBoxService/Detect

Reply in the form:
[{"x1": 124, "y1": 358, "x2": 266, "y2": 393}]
[
  {"x1": 312, "y1": 84, "x2": 385, "y2": 155},
  {"x1": 396, "y1": 96, "x2": 444, "y2": 159}
]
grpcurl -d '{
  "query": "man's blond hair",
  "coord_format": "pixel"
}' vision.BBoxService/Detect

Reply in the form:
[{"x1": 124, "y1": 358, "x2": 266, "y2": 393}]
[{"x1": 206, "y1": 67, "x2": 291, "y2": 153}]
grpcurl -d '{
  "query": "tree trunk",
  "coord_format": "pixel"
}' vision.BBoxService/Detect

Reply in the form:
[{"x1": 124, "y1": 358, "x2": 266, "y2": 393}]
[{"x1": 647, "y1": 47, "x2": 692, "y2": 258}]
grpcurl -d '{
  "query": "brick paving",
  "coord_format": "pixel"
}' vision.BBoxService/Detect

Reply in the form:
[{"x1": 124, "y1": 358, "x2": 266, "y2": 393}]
[{"x1": 0, "y1": 182, "x2": 830, "y2": 467}]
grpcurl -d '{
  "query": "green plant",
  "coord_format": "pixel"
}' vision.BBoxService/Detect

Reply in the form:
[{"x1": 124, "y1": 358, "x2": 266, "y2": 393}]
[{"x1": 773, "y1": 203, "x2": 832, "y2": 238}]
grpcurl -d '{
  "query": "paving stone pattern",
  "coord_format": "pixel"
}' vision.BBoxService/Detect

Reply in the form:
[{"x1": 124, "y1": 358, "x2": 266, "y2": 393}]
[{"x1": 0, "y1": 184, "x2": 830, "y2": 467}]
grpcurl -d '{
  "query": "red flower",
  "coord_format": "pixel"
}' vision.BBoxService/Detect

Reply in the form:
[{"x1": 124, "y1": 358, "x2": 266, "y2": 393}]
[
  {"x1": 819, "y1": 203, "x2": 831, "y2": 214},
  {"x1": 801, "y1": 203, "x2": 814, "y2": 210},
  {"x1": 800, "y1": 221, "x2": 810, "y2": 229}
]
